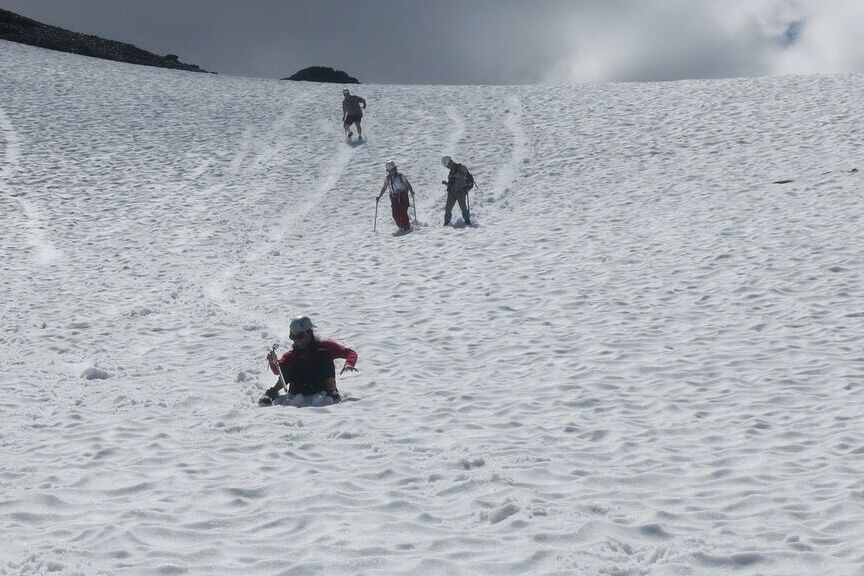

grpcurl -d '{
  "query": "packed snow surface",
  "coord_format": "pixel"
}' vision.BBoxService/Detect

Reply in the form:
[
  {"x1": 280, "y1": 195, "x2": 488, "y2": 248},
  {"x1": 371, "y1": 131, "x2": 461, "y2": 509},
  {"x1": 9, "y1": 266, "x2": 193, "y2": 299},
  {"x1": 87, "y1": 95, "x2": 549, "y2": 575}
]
[{"x1": 2, "y1": 39, "x2": 864, "y2": 575}]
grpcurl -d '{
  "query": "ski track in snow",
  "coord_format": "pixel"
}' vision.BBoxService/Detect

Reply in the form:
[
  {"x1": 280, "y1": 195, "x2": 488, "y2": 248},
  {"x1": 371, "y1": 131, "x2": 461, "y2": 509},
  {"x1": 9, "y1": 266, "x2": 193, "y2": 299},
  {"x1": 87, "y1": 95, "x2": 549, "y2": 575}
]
[
  {"x1": 3, "y1": 40, "x2": 864, "y2": 576},
  {"x1": 16, "y1": 198, "x2": 63, "y2": 266},
  {"x1": 490, "y1": 94, "x2": 528, "y2": 207},
  {"x1": 1, "y1": 105, "x2": 62, "y2": 266},
  {"x1": 444, "y1": 105, "x2": 465, "y2": 158},
  {"x1": 195, "y1": 109, "x2": 303, "y2": 301},
  {"x1": 0, "y1": 105, "x2": 22, "y2": 181},
  {"x1": 203, "y1": 117, "x2": 356, "y2": 327}
]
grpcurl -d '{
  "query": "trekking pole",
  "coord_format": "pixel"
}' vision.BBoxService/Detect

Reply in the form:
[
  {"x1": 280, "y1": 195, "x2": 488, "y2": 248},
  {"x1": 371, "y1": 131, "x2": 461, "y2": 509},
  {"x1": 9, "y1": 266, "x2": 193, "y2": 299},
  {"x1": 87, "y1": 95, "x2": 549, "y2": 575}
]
[
  {"x1": 374, "y1": 197, "x2": 379, "y2": 232},
  {"x1": 412, "y1": 193, "x2": 418, "y2": 225},
  {"x1": 468, "y1": 179, "x2": 479, "y2": 222}
]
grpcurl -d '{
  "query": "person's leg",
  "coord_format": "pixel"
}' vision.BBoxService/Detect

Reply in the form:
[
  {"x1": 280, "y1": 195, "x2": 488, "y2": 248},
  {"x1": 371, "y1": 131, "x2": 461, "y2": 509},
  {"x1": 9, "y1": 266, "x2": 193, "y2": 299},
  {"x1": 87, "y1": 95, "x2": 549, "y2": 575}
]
[
  {"x1": 355, "y1": 119, "x2": 363, "y2": 138},
  {"x1": 390, "y1": 195, "x2": 401, "y2": 226},
  {"x1": 286, "y1": 377, "x2": 301, "y2": 395},
  {"x1": 457, "y1": 192, "x2": 470, "y2": 224},
  {"x1": 259, "y1": 378, "x2": 283, "y2": 405},
  {"x1": 444, "y1": 191, "x2": 457, "y2": 225},
  {"x1": 396, "y1": 192, "x2": 411, "y2": 229},
  {"x1": 343, "y1": 120, "x2": 352, "y2": 137}
]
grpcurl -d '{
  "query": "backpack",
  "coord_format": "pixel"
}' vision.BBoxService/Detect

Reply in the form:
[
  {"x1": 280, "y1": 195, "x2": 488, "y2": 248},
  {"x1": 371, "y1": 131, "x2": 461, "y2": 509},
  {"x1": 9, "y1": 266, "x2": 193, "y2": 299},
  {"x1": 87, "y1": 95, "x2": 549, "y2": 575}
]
[
  {"x1": 451, "y1": 164, "x2": 475, "y2": 194},
  {"x1": 387, "y1": 173, "x2": 408, "y2": 195}
]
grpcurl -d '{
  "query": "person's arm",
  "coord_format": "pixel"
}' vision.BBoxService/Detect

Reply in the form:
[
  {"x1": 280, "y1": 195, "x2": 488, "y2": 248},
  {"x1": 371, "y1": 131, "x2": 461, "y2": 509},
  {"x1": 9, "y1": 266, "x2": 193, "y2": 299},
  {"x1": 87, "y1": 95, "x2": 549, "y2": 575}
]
[
  {"x1": 322, "y1": 340, "x2": 358, "y2": 372},
  {"x1": 263, "y1": 349, "x2": 281, "y2": 398},
  {"x1": 360, "y1": 97, "x2": 366, "y2": 109},
  {"x1": 405, "y1": 177, "x2": 415, "y2": 196},
  {"x1": 264, "y1": 350, "x2": 292, "y2": 397},
  {"x1": 377, "y1": 180, "x2": 388, "y2": 201},
  {"x1": 268, "y1": 350, "x2": 291, "y2": 374}
]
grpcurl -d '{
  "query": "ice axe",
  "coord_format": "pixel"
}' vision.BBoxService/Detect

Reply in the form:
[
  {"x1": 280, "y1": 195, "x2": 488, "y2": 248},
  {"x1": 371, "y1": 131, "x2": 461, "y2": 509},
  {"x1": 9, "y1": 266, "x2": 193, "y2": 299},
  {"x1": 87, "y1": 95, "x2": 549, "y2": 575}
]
[{"x1": 271, "y1": 343, "x2": 288, "y2": 389}]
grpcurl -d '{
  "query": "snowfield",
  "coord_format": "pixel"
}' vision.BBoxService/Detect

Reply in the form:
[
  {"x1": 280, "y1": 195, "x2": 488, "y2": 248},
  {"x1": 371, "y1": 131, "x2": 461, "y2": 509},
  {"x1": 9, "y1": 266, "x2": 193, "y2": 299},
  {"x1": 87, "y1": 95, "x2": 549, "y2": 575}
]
[{"x1": 2, "y1": 38, "x2": 864, "y2": 575}]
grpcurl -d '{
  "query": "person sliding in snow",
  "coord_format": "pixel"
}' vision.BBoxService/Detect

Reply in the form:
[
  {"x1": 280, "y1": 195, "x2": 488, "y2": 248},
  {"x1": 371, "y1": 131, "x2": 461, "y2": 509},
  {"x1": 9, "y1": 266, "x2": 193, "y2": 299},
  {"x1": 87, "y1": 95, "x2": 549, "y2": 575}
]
[
  {"x1": 342, "y1": 88, "x2": 367, "y2": 141},
  {"x1": 441, "y1": 156, "x2": 474, "y2": 226},
  {"x1": 259, "y1": 315, "x2": 357, "y2": 406},
  {"x1": 376, "y1": 160, "x2": 415, "y2": 232}
]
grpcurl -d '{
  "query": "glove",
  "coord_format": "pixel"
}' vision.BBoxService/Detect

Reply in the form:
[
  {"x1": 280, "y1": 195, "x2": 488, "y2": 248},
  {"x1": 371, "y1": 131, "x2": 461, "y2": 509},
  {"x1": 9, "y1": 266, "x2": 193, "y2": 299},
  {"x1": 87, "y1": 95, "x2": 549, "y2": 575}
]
[
  {"x1": 327, "y1": 390, "x2": 342, "y2": 403},
  {"x1": 265, "y1": 386, "x2": 280, "y2": 400}
]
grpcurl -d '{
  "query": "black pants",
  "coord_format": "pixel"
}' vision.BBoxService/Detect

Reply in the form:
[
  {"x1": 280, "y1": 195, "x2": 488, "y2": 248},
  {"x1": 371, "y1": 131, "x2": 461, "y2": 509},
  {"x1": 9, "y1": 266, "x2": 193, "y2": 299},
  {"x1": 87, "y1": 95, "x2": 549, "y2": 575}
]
[{"x1": 282, "y1": 348, "x2": 336, "y2": 395}]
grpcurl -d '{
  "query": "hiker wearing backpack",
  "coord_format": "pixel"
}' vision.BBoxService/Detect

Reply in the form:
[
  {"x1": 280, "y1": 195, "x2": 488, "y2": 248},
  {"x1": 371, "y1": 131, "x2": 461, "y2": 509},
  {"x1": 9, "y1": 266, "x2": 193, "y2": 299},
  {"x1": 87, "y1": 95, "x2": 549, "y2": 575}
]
[
  {"x1": 342, "y1": 88, "x2": 367, "y2": 141},
  {"x1": 441, "y1": 156, "x2": 474, "y2": 226},
  {"x1": 377, "y1": 160, "x2": 415, "y2": 232}
]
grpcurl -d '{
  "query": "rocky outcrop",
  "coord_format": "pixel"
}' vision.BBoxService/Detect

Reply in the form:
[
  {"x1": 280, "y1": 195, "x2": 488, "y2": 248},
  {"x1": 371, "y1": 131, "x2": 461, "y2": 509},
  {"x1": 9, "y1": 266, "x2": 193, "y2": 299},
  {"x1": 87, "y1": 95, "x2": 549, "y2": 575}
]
[
  {"x1": 0, "y1": 8, "x2": 208, "y2": 73},
  {"x1": 283, "y1": 66, "x2": 359, "y2": 84}
]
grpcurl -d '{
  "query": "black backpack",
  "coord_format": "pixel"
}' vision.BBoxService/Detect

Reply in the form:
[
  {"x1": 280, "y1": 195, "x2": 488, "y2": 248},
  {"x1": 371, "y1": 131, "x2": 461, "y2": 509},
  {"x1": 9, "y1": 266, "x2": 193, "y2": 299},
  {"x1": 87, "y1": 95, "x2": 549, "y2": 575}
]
[{"x1": 453, "y1": 164, "x2": 475, "y2": 193}]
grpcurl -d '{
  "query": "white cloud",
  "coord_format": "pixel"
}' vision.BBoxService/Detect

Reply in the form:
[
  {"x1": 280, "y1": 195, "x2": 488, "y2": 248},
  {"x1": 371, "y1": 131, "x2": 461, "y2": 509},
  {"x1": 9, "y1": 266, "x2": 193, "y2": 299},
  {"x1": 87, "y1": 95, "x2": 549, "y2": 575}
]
[
  {"x1": 548, "y1": 0, "x2": 863, "y2": 82},
  {"x1": 770, "y1": 0, "x2": 864, "y2": 75}
]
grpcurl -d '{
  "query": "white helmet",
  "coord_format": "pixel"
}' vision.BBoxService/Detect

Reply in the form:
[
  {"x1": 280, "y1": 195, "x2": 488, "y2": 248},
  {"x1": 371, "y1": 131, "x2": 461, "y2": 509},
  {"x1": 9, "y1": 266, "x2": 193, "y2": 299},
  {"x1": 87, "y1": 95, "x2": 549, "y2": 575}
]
[
  {"x1": 441, "y1": 155, "x2": 452, "y2": 168},
  {"x1": 289, "y1": 315, "x2": 315, "y2": 336},
  {"x1": 385, "y1": 161, "x2": 396, "y2": 171}
]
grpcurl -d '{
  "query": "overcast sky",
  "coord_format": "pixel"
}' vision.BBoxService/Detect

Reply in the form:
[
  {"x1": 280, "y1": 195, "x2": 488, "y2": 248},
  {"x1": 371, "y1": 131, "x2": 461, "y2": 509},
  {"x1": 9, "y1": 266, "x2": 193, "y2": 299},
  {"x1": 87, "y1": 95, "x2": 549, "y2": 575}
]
[{"x1": 3, "y1": 0, "x2": 864, "y2": 84}]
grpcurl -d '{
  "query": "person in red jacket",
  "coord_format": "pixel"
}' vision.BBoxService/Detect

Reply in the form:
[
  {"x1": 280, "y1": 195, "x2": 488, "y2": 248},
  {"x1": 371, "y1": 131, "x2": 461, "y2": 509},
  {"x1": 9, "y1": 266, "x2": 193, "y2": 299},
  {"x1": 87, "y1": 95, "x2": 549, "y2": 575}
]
[{"x1": 259, "y1": 315, "x2": 357, "y2": 406}]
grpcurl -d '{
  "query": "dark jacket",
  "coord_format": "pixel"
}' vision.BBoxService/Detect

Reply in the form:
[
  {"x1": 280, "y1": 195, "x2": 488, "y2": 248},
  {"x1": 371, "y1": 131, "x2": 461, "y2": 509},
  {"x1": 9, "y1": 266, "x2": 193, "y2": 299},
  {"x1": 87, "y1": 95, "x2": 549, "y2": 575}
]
[
  {"x1": 272, "y1": 339, "x2": 358, "y2": 394},
  {"x1": 342, "y1": 95, "x2": 366, "y2": 118}
]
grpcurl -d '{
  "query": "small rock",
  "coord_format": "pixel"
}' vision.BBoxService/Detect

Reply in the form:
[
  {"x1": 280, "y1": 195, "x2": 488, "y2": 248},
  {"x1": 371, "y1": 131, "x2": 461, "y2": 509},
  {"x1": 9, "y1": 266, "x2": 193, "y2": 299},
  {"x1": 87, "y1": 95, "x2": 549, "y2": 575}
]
[{"x1": 81, "y1": 367, "x2": 111, "y2": 380}]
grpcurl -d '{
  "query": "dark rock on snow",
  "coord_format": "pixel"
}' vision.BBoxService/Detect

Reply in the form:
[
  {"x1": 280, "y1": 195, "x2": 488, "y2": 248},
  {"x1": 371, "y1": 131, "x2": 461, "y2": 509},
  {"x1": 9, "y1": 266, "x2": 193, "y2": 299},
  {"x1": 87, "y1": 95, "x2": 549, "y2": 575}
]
[
  {"x1": 0, "y1": 8, "x2": 208, "y2": 73},
  {"x1": 284, "y1": 66, "x2": 359, "y2": 84}
]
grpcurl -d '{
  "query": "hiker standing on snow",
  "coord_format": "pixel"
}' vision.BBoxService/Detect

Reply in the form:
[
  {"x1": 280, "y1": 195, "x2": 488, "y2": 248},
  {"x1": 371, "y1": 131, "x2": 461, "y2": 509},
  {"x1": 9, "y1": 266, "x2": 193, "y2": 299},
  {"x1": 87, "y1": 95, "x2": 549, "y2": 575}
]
[
  {"x1": 259, "y1": 315, "x2": 358, "y2": 406},
  {"x1": 441, "y1": 156, "x2": 474, "y2": 226},
  {"x1": 342, "y1": 88, "x2": 366, "y2": 141},
  {"x1": 377, "y1": 161, "x2": 415, "y2": 232}
]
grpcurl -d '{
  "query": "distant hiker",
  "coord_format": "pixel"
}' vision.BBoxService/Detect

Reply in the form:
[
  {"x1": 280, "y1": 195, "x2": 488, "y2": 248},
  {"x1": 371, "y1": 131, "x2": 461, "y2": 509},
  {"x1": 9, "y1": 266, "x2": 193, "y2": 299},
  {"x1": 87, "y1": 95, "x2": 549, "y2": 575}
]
[
  {"x1": 259, "y1": 315, "x2": 357, "y2": 406},
  {"x1": 441, "y1": 156, "x2": 474, "y2": 226},
  {"x1": 342, "y1": 88, "x2": 367, "y2": 140},
  {"x1": 377, "y1": 161, "x2": 415, "y2": 232}
]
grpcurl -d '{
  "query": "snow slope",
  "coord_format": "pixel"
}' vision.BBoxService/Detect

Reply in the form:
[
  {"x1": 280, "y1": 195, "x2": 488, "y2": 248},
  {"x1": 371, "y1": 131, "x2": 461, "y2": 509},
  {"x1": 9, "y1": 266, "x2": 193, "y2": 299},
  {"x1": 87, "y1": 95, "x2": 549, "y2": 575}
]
[{"x1": 2, "y1": 38, "x2": 864, "y2": 575}]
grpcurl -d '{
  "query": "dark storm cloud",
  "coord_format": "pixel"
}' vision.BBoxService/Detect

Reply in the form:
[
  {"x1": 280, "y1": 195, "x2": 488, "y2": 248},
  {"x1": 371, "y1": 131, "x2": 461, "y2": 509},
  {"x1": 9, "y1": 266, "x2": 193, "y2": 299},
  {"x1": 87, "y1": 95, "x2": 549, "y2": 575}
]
[
  {"x1": 1, "y1": 0, "x2": 575, "y2": 83},
  {"x1": 2, "y1": 0, "x2": 862, "y2": 83}
]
